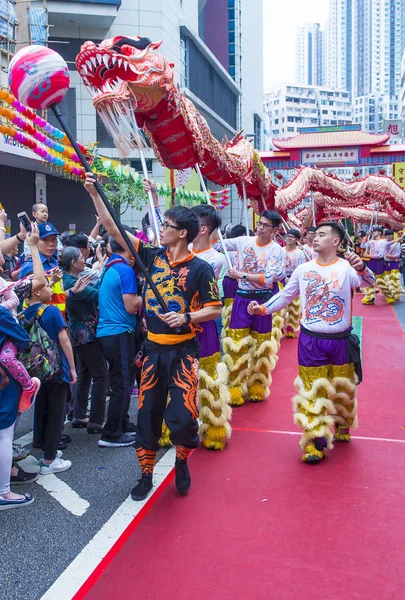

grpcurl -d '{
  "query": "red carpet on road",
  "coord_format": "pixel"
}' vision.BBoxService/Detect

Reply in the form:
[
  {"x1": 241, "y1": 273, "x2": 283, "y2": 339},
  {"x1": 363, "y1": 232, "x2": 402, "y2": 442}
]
[{"x1": 77, "y1": 298, "x2": 405, "y2": 600}]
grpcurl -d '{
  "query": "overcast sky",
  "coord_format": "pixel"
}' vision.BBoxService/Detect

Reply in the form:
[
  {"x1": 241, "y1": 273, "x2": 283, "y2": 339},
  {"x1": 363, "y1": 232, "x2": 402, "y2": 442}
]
[{"x1": 263, "y1": 0, "x2": 329, "y2": 92}]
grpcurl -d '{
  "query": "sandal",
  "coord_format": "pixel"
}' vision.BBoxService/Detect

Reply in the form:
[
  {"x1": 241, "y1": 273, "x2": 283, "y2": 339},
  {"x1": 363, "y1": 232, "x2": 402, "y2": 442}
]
[
  {"x1": 0, "y1": 493, "x2": 34, "y2": 510},
  {"x1": 10, "y1": 465, "x2": 38, "y2": 485}
]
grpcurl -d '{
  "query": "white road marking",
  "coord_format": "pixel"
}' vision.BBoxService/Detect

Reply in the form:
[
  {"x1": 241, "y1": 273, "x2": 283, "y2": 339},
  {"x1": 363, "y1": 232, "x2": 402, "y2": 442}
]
[
  {"x1": 15, "y1": 455, "x2": 90, "y2": 516},
  {"x1": 37, "y1": 474, "x2": 90, "y2": 517},
  {"x1": 40, "y1": 447, "x2": 176, "y2": 600},
  {"x1": 14, "y1": 430, "x2": 33, "y2": 447}
]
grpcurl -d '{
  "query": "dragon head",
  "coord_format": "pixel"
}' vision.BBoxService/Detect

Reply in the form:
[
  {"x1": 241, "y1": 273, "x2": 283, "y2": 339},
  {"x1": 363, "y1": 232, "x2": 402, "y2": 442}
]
[{"x1": 76, "y1": 36, "x2": 175, "y2": 155}]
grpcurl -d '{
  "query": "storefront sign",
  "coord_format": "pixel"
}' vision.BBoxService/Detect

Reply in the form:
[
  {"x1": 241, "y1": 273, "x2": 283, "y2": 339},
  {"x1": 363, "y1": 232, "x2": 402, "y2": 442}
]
[
  {"x1": 392, "y1": 162, "x2": 405, "y2": 190},
  {"x1": 0, "y1": 132, "x2": 40, "y2": 161},
  {"x1": 35, "y1": 172, "x2": 47, "y2": 205},
  {"x1": 301, "y1": 147, "x2": 359, "y2": 165}
]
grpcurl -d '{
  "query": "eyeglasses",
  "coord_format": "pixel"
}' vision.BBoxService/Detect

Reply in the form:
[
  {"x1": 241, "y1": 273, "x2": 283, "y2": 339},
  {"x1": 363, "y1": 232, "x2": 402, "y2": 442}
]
[
  {"x1": 256, "y1": 221, "x2": 274, "y2": 230},
  {"x1": 160, "y1": 221, "x2": 182, "y2": 231}
]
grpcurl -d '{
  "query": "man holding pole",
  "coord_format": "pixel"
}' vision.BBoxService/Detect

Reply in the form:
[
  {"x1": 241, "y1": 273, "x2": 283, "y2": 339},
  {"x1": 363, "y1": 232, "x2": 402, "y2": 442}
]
[
  {"x1": 84, "y1": 174, "x2": 222, "y2": 500},
  {"x1": 215, "y1": 210, "x2": 285, "y2": 406}
]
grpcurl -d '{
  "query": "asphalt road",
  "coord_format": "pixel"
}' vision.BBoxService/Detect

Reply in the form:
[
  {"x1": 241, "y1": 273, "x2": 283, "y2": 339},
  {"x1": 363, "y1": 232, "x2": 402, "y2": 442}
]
[{"x1": 0, "y1": 395, "x2": 167, "y2": 600}]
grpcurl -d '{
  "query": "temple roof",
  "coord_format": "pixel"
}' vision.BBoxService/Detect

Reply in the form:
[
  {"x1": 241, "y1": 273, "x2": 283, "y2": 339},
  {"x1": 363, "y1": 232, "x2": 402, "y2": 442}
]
[{"x1": 272, "y1": 127, "x2": 390, "y2": 150}]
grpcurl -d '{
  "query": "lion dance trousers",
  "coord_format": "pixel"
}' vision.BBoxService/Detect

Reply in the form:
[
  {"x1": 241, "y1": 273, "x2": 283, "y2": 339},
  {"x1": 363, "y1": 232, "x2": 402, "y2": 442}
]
[
  {"x1": 222, "y1": 292, "x2": 278, "y2": 405},
  {"x1": 136, "y1": 338, "x2": 200, "y2": 475},
  {"x1": 159, "y1": 322, "x2": 232, "y2": 451},
  {"x1": 221, "y1": 276, "x2": 238, "y2": 340},
  {"x1": 362, "y1": 258, "x2": 393, "y2": 304},
  {"x1": 384, "y1": 260, "x2": 401, "y2": 303},
  {"x1": 293, "y1": 331, "x2": 358, "y2": 462}
]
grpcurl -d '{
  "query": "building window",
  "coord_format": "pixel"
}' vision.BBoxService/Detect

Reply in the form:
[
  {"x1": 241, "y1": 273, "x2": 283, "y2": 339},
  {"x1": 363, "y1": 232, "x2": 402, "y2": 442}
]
[
  {"x1": 130, "y1": 159, "x2": 152, "y2": 175},
  {"x1": 180, "y1": 34, "x2": 188, "y2": 88},
  {"x1": 254, "y1": 114, "x2": 261, "y2": 150}
]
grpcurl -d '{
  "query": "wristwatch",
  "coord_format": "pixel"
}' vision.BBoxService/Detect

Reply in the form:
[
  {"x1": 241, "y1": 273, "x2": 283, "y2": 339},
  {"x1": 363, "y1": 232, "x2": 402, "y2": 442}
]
[
  {"x1": 184, "y1": 312, "x2": 192, "y2": 324},
  {"x1": 242, "y1": 274, "x2": 248, "y2": 281}
]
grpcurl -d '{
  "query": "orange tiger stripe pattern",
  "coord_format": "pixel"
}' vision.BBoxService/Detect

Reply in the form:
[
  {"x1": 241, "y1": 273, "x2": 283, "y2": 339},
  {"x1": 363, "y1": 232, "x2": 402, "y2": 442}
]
[
  {"x1": 136, "y1": 446, "x2": 157, "y2": 475},
  {"x1": 176, "y1": 445, "x2": 192, "y2": 461}
]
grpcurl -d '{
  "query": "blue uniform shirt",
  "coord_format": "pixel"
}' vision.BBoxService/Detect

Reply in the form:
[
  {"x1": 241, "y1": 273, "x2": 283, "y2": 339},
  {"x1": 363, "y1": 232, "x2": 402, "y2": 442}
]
[{"x1": 96, "y1": 254, "x2": 138, "y2": 338}]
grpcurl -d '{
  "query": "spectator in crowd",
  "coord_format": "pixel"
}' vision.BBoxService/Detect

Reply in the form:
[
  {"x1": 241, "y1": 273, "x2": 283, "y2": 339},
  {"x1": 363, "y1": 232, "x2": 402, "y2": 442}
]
[
  {"x1": 24, "y1": 278, "x2": 77, "y2": 474},
  {"x1": 19, "y1": 223, "x2": 66, "y2": 316},
  {"x1": 96, "y1": 231, "x2": 142, "y2": 448},
  {"x1": 2, "y1": 246, "x2": 18, "y2": 281},
  {"x1": 0, "y1": 225, "x2": 47, "y2": 507},
  {"x1": 60, "y1": 247, "x2": 107, "y2": 435}
]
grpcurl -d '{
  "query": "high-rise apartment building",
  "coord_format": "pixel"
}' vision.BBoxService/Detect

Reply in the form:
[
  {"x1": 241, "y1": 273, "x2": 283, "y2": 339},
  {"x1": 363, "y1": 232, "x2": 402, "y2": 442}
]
[
  {"x1": 296, "y1": 23, "x2": 324, "y2": 86},
  {"x1": 352, "y1": 0, "x2": 372, "y2": 98},
  {"x1": 200, "y1": 0, "x2": 264, "y2": 150},
  {"x1": 401, "y1": 50, "x2": 405, "y2": 121},
  {"x1": 371, "y1": 0, "x2": 405, "y2": 97},
  {"x1": 264, "y1": 84, "x2": 352, "y2": 142},
  {"x1": 325, "y1": 0, "x2": 352, "y2": 94}
]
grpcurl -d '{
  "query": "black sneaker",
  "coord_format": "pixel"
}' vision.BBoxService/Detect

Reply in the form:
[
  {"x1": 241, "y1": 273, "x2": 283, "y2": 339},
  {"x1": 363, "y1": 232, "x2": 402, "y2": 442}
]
[
  {"x1": 175, "y1": 458, "x2": 191, "y2": 495},
  {"x1": 98, "y1": 434, "x2": 136, "y2": 448},
  {"x1": 123, "y1": 422, "x2": 137, "y2": 435},
  {"x1": 131, "y1": 475, "x2": 153, "y2": 501}
]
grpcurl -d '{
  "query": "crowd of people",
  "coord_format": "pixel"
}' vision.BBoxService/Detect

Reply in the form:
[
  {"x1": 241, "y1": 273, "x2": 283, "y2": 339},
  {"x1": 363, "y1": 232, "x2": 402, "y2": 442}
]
[{"x1": 0, "y1": 179, "x2": 403, "y2": 509}]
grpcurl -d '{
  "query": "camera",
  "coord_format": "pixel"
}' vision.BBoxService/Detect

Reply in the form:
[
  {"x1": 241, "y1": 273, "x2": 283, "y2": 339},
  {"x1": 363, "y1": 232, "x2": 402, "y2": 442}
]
[{"x1": 90, "y1": 240, "x2": 106, "y2": 249}]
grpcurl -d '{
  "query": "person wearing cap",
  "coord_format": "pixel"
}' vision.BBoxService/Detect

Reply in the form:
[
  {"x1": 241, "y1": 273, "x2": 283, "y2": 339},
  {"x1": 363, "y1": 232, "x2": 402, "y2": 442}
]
[{"x1": 19, "y1": 223, "x2": 66, "y2": 317}]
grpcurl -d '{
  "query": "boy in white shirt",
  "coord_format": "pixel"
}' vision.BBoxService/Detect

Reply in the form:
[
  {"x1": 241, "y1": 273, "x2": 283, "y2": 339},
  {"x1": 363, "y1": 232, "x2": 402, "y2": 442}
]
[
  {"x1": 248, "y1": 222, "x2": 374, "y2": 464},
  {"x1": 216, "y1": 211, "x2": 285, "y2": 406},
  {"x1": 282, "y1": 229, "x2": 307, "y2": 338},
  {"x1": 361, "y1": 227, "x2": 389, "y2": 304},
  {"x1": 189, "y1": 204, "x2": 231, "y2": 451}
]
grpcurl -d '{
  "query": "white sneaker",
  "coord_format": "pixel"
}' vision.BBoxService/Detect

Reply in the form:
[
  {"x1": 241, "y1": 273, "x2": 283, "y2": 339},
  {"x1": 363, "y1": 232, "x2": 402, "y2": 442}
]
[
  {"x1": 39, "y1": 457, "x2": 72, "y2": 475},
  {"x1": 39, "y1": 450, "x2": 63, "y2": 460}
]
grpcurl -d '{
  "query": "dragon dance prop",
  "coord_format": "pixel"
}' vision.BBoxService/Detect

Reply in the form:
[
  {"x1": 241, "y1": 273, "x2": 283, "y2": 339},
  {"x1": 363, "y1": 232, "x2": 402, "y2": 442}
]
[
  {"x1": 275, "y1": 167, "x2": 405, "y2": 229},
  {"x1": 8, "y1": 44, "x2": 170, "y2": 313},
  {"x1": 75, "y1": 36, "x2": 277, "y2": 213}
]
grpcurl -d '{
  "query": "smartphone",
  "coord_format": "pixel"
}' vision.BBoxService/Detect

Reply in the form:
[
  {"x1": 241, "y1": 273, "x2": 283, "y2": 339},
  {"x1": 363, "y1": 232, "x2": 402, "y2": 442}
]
[{"x1": 17, "y1": 211, "x2": 32, "y2": 233}]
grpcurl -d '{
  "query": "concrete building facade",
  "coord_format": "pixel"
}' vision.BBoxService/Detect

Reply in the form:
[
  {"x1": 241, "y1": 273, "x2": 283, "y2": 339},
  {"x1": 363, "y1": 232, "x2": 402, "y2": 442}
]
[{"x1": 264, "y1": 84, "x2": 352, "y2": 142}]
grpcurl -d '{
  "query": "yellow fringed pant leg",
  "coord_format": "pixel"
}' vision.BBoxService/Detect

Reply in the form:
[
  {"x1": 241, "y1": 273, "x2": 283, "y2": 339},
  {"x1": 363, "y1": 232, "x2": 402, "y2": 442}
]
[
  {"x1": 247, "y1": 331, "x2": 278, "y2": 402},
  {"x1": 284, "y1": 297, "x2": 301, "y2": 338},
  {"x1": 293, "y1": 363, "x2": 357, "y2": 462},
  {"x1": 222, "y1": 327, "x2": 255, "y2": 406},
  {"x1": 198, "y1": 352, "x2": 232, "y2": 450}
]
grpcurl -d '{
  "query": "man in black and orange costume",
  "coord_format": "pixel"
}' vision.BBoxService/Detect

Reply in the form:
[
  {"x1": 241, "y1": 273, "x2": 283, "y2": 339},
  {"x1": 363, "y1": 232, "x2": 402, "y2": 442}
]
[{"x1": 84, "y1": 174, "x2": 222, "y2": 501}]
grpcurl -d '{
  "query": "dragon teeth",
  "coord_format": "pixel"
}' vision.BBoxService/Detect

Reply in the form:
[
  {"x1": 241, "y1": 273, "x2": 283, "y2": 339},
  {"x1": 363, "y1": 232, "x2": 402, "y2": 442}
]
[
  {"x1": 112, "y1": 56, "x2": 117, "y2": 65},
  {"x1": 96, "y1": 53, "x2": 103, "y2": 65},
  {"x1": 128, "y1": 64, "x2": 137, "y2": 73},
  {"x1": 80, "y1": 64, "x2": 88, "y2": 76},
  {"x1": 123, "y1": 61, "x2": 128, "y2": 71},
  {"x1": 90, "y1": 56, "x2": 97, "y2": 69},
  {"x1": 103, "y1": 54, "x2": 110, "y2": 68},
  {"x1": 85, "y1": 60, "x2": 92, "y2": 71},
  {"x1": 118, "y1": 58, "x2": 122, "y2": 68}
]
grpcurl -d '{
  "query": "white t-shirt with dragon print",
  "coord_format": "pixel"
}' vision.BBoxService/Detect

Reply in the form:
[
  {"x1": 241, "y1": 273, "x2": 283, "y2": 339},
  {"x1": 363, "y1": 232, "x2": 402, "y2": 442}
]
[
  {"x1": 261, "y1": 258, "x2": 375, "y2": 334},
  {"x1": 217, "y1": 236, "x2": 285, "y2": 291}
]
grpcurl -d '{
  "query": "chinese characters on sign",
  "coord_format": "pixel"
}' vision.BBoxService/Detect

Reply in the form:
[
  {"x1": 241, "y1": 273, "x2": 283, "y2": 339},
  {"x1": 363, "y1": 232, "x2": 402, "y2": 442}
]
[
  {"x1": 392, "y1": 162, "x2": 405, "y2": 190},
  {"x1": 301, "y1": 147, "x2": 359, "y2": 166}
]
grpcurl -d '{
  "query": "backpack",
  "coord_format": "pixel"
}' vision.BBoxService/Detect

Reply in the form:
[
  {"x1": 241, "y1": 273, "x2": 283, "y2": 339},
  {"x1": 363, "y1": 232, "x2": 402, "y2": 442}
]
[{"x1": 18, "y1": 304, "x2": 61, "y2": 382}]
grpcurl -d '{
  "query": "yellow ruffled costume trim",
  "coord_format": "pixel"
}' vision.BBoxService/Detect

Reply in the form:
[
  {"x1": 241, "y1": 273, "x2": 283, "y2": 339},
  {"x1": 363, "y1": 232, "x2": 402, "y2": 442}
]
[
  {"x1": 198, "y1": 353, "x2": 232, "y2": 451},
  {"x1": 221, "y1": 299, "x2": 234, "y2": 340},
  {"x1": 247, "y1": 331, "x2": 278, "y2": 402},
  {"x1": 293, "y1": 364, "x2": 357, "y2": 452},
  {"x1": 159, "y1": 420, "x2": 172, "y2": 448},
  {"x1": 362, "y1": 285, "x2": 375, "y2": 304},
  {"x1": 284, "y1": 297, "x2": 301, "y2": 338},
  {"x1": 384, "y1": 269, "x2": 401, "y2": 303},
  {"x1": 222, "y1": 328, "x2": 255, "y2": 405}
]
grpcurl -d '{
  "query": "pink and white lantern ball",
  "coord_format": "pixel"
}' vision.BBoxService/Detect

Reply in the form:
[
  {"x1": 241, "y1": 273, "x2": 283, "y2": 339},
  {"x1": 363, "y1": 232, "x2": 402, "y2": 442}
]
[{"x1": 8, "y1": 45, "x2": 70, "y2": 110}]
